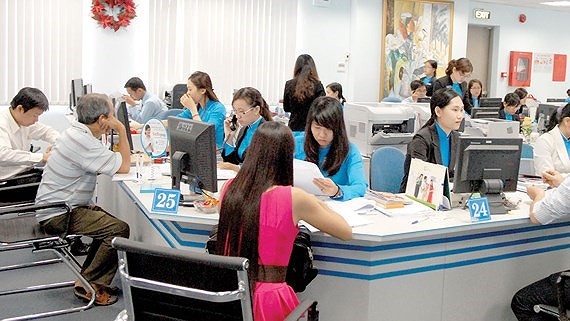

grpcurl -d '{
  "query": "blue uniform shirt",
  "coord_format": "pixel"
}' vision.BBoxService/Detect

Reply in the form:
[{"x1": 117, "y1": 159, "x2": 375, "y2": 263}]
[
  {"x1": 435, "y1": 122, "x2": 451, "y2": 167},
  {"x1": 561, "y1": 133, "x2": 570, "y2": 158},
  {"x1": 472, "y1": 97, "x2": 480, "y2": 108},
  {"x1": 222, "y1": 116, "x2": 263, "y2": 163},
  {"x1": 178, "y1": 100, "x2": 226, "y2": 148},
  {"x1": 422, "y1": 77, "x2": 433, "y2": 85},
  {"x1": 505, "y1": 113, "x2": 513, "y2": 121},
  {"x1": 294, "y1": 134, "x2": 367, "y2": 201},
  {"x1": 451, "y1": 83, "x2": 463, "y2": 96}
]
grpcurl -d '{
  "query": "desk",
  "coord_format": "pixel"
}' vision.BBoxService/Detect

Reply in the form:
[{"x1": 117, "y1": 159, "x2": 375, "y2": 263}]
[{"x1": 97, "y1": 175, "x2": 570, "y2": 321}]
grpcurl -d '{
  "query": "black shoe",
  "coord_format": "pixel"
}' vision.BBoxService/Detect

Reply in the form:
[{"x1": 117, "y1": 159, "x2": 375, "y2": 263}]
[{"x1": 70, "y1": 239, "x2": 91, "y2": 256}]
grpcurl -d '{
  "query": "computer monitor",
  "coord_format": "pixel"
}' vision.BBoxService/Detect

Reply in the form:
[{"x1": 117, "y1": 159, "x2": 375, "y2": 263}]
[
  {"x1": 535, "y1": 103, "x2": 559, "y2": 132},
  {"x1": 471, "y1": 107, "x2": 500, "y2": 119},
  {"x1": 453, "y1": 136, "x2": 522, "y2": 214},
  {"x1": 168, "y1": 116, "x2": 218, "y2": 194},
  {"x1": 546, "y1": 98, "x2": 566, "y2": 103},
  {"x1": 417, "y1": 97, "x2": 431, "y2": 103},
  {"x1": 83, "y1": 83, "x2": 92, "y2": 95},
  {"x1": 479, "y1": 98, "x2": 502, "y2": 108},
  {"x1": 70, "y1": 78, "x2": 84, "y2": 111},
  {"x1": 115, "y1": 101, "x2": 134, "y2": 151}
]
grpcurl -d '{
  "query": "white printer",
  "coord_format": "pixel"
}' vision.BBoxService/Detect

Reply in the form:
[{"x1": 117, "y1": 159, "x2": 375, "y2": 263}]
[
  {"x1": 464, "y1": 118, "x2": 520, "y2": 138},
  {"x1": 344, "y1": 102, "x2": 416, "y2": 156}
]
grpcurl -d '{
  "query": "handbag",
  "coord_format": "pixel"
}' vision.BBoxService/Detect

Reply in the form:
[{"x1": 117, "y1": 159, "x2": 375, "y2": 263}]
[{"x1": 206, "y1": 226, "x2": 318, "y2": 293}]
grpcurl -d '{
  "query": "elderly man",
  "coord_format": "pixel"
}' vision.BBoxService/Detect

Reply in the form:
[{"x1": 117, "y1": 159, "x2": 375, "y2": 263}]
[{"x1": 35, "y1": 93, "x2": 131, "y2": 306}]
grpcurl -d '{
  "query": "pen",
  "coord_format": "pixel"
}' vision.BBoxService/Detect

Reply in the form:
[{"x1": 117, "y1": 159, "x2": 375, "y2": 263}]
[{"x1": 411, "y1": 217, "x2": 429, "y2": 225}]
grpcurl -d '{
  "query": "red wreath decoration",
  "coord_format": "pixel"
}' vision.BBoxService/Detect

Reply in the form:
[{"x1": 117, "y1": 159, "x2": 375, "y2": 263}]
[{"x1": 91, "y1": 0, "x2": 137, "y2": 32}]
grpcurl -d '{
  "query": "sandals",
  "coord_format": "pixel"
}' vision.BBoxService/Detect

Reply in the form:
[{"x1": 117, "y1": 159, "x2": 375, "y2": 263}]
[{"x1": 74, "y1": 282, "x2": 118, "y2": 306}]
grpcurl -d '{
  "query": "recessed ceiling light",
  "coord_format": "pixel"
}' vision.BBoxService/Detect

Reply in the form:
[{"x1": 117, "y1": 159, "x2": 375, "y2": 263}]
[{"x1": 541, "y1": 1, "x2": 570, "y2": 6}]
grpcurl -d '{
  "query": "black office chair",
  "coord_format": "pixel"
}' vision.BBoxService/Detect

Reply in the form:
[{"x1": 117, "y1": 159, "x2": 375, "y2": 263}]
[
  {"x1": 533, "y1": 271, "x2": 570, "y2": 320},
  {"x1": 171, "y1": 84, "x2": 187, "y2": 110},
  {"x1": 0, "y1": 168, "x2": 43, "y2": 206},
  {"x1": 0, "y1": 201, "x2": 95, "y2": 320},
  {"x1": 112, "y1": 237, "x2": 319, "y2": 321}
]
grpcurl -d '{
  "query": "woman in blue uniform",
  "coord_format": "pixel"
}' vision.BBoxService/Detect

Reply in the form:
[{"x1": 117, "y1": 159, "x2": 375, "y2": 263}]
[{"x1": 294, "y1": 96, "x2": 367, "y2": 201}]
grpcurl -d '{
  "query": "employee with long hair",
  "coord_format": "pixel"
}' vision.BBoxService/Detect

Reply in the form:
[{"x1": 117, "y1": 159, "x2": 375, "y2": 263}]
[
  {"x1": 219, "y1": 87, "x2": 273, "y2": 172},
  {"x1": 295, "y1": 96, "x2": 367, "y2": 201},
  {"x1": 217, "y1": 121, "x2": 351, "y2": 321},
  {"x1": 177, "y1": 71, "x2": 226, "y2": 148},
  {"x1": 400, "y1": 88, "x2": 464, "y2": 192},
  {"x1": 283, "y1": 54, "x2": 325, "y2": 135},
  {"x1": 433, "y1": 58, "x2": 473, "y2": 114}
]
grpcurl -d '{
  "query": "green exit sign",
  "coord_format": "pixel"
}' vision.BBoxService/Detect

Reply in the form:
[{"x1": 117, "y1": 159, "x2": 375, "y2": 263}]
[{"x1": 474, "y1": 9, "x2": 491, "y2": 19}]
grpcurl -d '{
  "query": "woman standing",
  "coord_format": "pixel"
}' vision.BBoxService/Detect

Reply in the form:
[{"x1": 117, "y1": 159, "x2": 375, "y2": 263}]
[
  {"x1": 432, "y1": 58, "x2": 473, "y2": 114},
  {"x1": 217, "y1": 121, "x2": 351, "y2": 321},
  {"x1": 283, "y1": 54, "x2": 325, "y2": 135}
]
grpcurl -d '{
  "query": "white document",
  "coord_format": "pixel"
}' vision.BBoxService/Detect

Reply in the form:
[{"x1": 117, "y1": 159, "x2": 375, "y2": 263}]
[
  {"x1": 299, "y1": 198, "x2": 374, "y2": 232},
  {"x1": 293, "y1": 159, "x2": 325, "y2": 196},
  {"x1": 217, "y1": 169, "x2": 238, "y2": 180}
]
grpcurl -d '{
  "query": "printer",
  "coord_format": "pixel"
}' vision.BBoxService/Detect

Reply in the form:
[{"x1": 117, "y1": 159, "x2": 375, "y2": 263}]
[
  {"x1": 344, "y1": 102, "x2": 416, "y2": 156},
  {"x1": 463, "y1": 118, "x2": 520, "y2": 138}
]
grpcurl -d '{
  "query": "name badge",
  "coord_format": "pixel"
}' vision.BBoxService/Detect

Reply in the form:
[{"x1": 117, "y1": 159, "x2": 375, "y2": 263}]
[
  {"x1": 468, "y1": 197, "x2": 491, "y2": 222},
  {"x1": 151, "y1": 188, "x2": 181, "y2": 214}
]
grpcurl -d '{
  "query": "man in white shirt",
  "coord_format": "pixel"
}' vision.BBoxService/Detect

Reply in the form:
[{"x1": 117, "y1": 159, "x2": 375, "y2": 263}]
[
  {"x1": 123, "y1": 77, "x2": 166, "y2": 124},
  {"x1": 511, "y1": 170, "x2": 570, "y2": 320},
  {"x1": 0, "y1": 87, "x2": 59, "y2": 203},
  {"x1": 36, "y1": 93, "x2": 131, "y2": 306}
]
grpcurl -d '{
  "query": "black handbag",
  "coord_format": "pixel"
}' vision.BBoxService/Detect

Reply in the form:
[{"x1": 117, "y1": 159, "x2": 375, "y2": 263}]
[{"x1": 206, "y1": 226, "x2": 318, "y2": 293}]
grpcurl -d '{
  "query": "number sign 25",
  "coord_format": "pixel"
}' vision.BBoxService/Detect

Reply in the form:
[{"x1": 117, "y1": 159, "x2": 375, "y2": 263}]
[{"x1": 152, "y1": 188, "x2": 181, "y2": 214}]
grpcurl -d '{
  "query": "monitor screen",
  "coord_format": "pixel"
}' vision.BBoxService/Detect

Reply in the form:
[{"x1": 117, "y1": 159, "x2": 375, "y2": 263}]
[
  {"x1": 546, "y1": 98, "x2": 566, "y2": 103},
  {"x1": 479, "y1": 98, "x2": 502, "y2": 108},
  {"x1": 453, "y1": 136, "x2": 522, "y2": 212},
  {"x1": 471, "y1": 107, "x2": 500, "y2": 119},
  {"x1": 535, "y1": 104, "x2": 559, "y2": 131},
  {"x1": 417, "y1": 97, "x2": 431, "y2": 103},
  {"x1": 83, "y1": 83, "x2": 93, "y2": 95},
  {"x1": 70, "y1": 78, "x2": 84, "y2": 109},
  {"x1": 116, "y1": 101, "x2": 133, "y2": 151},
  {"x1": 168, "y1": 116, "x2": 218, "y2": 193}
]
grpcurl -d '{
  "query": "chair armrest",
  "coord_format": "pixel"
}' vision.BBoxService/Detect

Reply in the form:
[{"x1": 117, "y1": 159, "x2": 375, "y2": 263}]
[
  {"x1": 556, "y1": 271, "x2": 570, "y2": 320},
  {"x1": 284, "y1": 299, "x2": 318, "y2": 321},
  {"x1": 0, "y1": 201, "x2": 69, "y2": 216}
]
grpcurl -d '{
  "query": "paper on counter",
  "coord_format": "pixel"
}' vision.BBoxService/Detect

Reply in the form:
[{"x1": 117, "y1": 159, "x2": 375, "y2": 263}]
[
  {"x1": 218, "y1": 169, "x2": 238, "y2": 180},
  {"x1": 299, "y1": 198, "x2": 374, "y2": 232},
  {"x1": 293, "y1": 159, "x2": 326, "y2": 196}
]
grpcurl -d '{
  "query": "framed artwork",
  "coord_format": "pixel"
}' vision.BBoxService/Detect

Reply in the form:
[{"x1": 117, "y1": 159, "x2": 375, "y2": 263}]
[{"x1": 381, "y1": 0, "x2": 454, "y2": 100}]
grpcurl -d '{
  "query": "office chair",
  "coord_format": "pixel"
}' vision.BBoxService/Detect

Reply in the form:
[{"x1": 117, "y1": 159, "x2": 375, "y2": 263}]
[
  {"x1": 112, "y1": 237, "x2": 319, "y2": 321},
  {"x1": 370, "y1": 146, "x2": 405, "y2": 193},
  {"x1": 160, "y1": 108, "x2": 184, "y2": 120},
  {"x1": 381, "y1": 96, "x2": 402, "y2": 103},
  {"x1": 171, "y1": 84, "x2": 187, "y2": 110},
  {"x1": 0, "y1": 201, "x2": 95, "y2": 320},
  {"x1": 0, "y1": 168, "x2": 43, "y2": 206},
  {"x1": 533, "y1": 271, "x2": 570, "y2": 320}
]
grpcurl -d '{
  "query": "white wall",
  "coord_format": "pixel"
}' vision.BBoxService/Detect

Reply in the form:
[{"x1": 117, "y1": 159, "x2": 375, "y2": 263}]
[{"x1": 469, "y1": 1, "x2": 570, "y2": 101}]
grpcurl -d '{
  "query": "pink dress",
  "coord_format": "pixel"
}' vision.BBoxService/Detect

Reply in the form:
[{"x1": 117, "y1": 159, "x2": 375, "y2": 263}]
[{"x1": 253, "y1": 185, "x2": 300, "y2": 321}]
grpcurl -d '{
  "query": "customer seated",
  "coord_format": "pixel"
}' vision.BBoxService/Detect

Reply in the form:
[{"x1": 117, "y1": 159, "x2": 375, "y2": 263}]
[{"x1": 217, "y1": 121, "x2": 351, "y2": 321}]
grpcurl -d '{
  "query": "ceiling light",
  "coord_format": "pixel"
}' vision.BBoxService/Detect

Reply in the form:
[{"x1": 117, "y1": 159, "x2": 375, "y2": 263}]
[{"x1": 541, "y1": 1, "x2": 570, "y2": 6}]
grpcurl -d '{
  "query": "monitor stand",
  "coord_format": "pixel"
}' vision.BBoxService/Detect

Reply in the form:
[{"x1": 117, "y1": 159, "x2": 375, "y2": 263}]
[{"x1": 480, "y1": 179, "x2": 508, "y2": 215}]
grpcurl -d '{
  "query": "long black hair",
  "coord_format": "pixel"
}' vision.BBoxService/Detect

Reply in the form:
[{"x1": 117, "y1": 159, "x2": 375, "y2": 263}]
[
  {"x1": 422, "y1": 88, "x2": 459, "y2": 129},
  {"x1": 217, "y1": 121, "x2": 294, "y2": 290},
  {"x1": 232, "y1": 87, "x2": 273, "y2": 121},
  {"x1": 326, "y1": 82, "x2": 346, "y2": 104},
  {"x1": 292, "y1": 54, "x2": 320, "y2": 101},
  {"x1": 303, "y1": 96, "x2": 349, "y2": 176},
  {"x1": 547, "y1": 103, "x2": 570, "y2": 132}
]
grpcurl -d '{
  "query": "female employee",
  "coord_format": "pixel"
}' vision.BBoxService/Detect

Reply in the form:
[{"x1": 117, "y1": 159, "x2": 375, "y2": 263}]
[
  {"x1": 534, "y1": 104, "x2": 570, "y2": 176},
  {"x1": 432, "y1": 57, "x2": 473, "y2": 114},
  {"x1": 467, "y1": 79, "x2": 483, "y2": 108},
  {"x1": 400, "y1": 88, "x2": 464, "y2": 192},
  {"x1": 177, "y1": 71, "x2": 226, "y2": 148},
  {"x1": 294, "y1": 96, "x2": 367, "y2": 201},
  {"x1": 217, "y1": 121, "x2": 351, "y2": 321},
  {"x1": 325, "y1": 82, "x2": 347, "y2": 108},
  {"x1": 219, "y1": 87, "x2": 273, "y2": 172},
  {"x1": 498, "y1": 93, "x2": 521, "y2": 122},
  {"x1": 283, "y1": 54, "x2": 325, "y2": 135},
  {"x1": 420, "y1": 59, "x2": 437, "y2": 97}
]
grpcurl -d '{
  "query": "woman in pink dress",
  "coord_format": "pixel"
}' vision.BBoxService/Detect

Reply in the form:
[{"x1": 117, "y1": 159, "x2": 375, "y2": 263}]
[{"x1": 217, "y1": 121, "x2": 352, "y2": 321}]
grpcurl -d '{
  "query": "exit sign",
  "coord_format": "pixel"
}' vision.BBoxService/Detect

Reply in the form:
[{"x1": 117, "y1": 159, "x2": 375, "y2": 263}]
[{"x1": 474, "y1": 9, "x2": 491, "y2": 20}]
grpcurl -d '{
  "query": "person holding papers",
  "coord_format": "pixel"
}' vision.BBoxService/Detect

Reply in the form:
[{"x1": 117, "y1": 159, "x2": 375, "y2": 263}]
[
  {"x1": 219, "y1": 87, "x2": 273, "y2": 172},
  {"x1": 294, "y1": 96, "x2": 367, "y2": 201},
  {"x1": 176, "y1": 71, "x2": 226, "y2": 148},
  {"x1": 400, "y1": 88, "x2": 464, "y2": 193},
  {"x1": 217, "y1": 121, "x2": 351, "y2": 321}
]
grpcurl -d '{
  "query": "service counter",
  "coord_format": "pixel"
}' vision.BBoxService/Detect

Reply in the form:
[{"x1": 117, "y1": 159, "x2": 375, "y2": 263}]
[{"x1": 96, "y1": 174, "x2": 570, "y2": 321}]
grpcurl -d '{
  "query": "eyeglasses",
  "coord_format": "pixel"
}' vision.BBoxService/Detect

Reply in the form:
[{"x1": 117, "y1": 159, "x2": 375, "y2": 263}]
[{"x1": 231, "y1": 106, "x2": 257, "y2": 117}]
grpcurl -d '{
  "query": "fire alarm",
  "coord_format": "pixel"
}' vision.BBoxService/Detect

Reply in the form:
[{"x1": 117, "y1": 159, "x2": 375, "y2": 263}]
[{"x1": 519, "y1": 14, "x2": 527, "y2": 23}]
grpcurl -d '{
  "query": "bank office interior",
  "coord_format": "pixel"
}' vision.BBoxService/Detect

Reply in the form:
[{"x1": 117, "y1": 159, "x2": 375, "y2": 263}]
[{"x1": 1, "y1": 0, "x2": 570, "y2": 320}]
